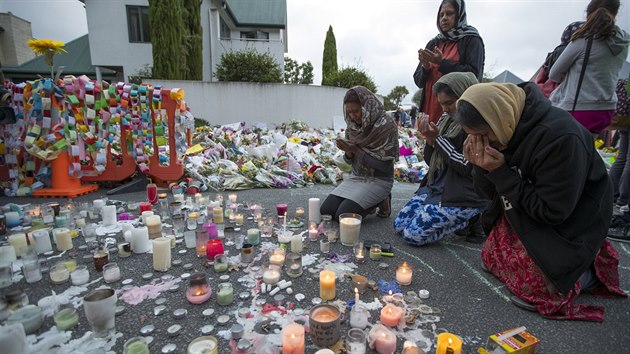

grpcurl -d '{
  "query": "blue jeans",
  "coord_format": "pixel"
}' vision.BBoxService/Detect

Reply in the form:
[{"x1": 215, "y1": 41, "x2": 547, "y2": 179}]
[{"x1": 610, "y1": 129, "x2": 630, "y2": 205}]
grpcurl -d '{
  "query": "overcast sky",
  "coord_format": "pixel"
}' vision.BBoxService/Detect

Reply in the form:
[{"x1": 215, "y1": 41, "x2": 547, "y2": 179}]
[{"x1": 3, "y1": 0, "x2": 629, "y2": 103}]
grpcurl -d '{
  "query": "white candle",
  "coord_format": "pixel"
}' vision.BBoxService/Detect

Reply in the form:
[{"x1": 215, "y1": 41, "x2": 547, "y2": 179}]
[
  {"x1": 269, "y1": 249, "x2": 285, "y2": 266},
  {"x1": 228, "y1": 193, "x2": 237, "y2": 203},
  {"x1": 103, "y1": 263, "x2": 121, "y2": 283},
  {"x1": 396, "y1": 262, "x2": 413, "y2": 285},
  {"x1": 0, "y1": 245, "x2": 17, "y2": 262},
  {"x1": 355, "y1": 287, "x2": 360, "y2": 304},
  {"x1": 146, "y1": 215, "x2": 162, "y2": 238},
  {"x1": 101, "y1": 205, "x2": 117, "y2": 226},
  {"x1": 152, "y1": 237, "x2": 171, "y2": 271},
  {"x1": 262, "y1": 268, "x2": 281, "y2": 285},
  {"x1": 8, "y1": 233, "x2": 28, "y2": 257},
  {"x1": 92, "y1": 199, "x2": 105, "y2": 209},
  {"x1": 55, "y1": 229, "x2": 73, "y2": 252},
  {"x1": 131, "y1": 227, "x2": 151, "y2": 254},
  {"x1": 31, "y1": 229, "x2": 52, "y2": 255},
  {"x1": 339, "y1": 215, "x2": 361, "y2": 246},
  {"x1": 291, "y1": 234, "x2": 303, "y2": 253},
  {"x1": 141, "y1": 211, "x2": 154, "y2": 224},
  {"x1": 70, "y1": 266, "x2": 90, "y2": 285},
  {"x1": 308, "y1": 198, "x2": 321, "y2": 223}
]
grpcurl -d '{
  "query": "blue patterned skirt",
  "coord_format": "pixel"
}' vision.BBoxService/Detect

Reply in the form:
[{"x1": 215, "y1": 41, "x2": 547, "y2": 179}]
[{"x1": 393, "y1": 193, "x2": 482, "y2": 246}]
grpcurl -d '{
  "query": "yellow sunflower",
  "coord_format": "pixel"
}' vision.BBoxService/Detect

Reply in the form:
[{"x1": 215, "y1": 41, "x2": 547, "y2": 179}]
[{"x1": 27, "y1": 39, "x2": 67, "y2": 67}]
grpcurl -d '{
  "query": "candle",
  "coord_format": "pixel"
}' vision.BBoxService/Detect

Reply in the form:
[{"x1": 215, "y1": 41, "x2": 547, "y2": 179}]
[
  {"x1": 147, "y1": 183, "x2": 158, "y2": 204},
  {"x1": 291, "y1": 234, "x2": 303, "y2": 253},
  {"x1": 347, "y1": 328, "x2": 368, "y2": 354},
  {"x1": 234, "y1": 213, "x2": 244, "y2": 226},
  {"x1": 396, "y1": 262, "x2": 413, "y2": 285},
  {"x1": 139, "y1": 202, "x2": 152, "y2": 213},
  {"x1": 339, "y1": 214, "x2": 362, "y2": 246},
  {"x1": 70, "y1": 265, "x2": 90, "y2": 285},
  {"x1": 29, "y1": 229, "x2": 51, "y2": 255},
  {"x1": 55, "y1": 229, "x2": 73, "y2": 252},
  {"x1": 123, "y1": 337, "x2": 150, "y2": 354},
  {"x1": 282, "y1": 323, "x2": 305, "y2": 354},
  {"x1": 319, "y1": 270, "x2": 336, "y2": 301},
  {"x1": 101, "y1": 205, "x2": 117, "y2": 226},
  {"x1": 320, "y1": 239, "x2": 330, "y2": 253},
  {"x1": 369, "y1": 244, "x2": 382, "y2": 260},
  {"x1": 308, "y1": 198, "x2": 320, "y2": 223},
  {"x1": 246, "y1": 228, "x2": 260, "y2": 246},
  {"x1": 308, "y1": 221, "x2": 318, "y2": 242},
  {"x1": 206, "y1": 239, "x2": 224, "y2": 260},
  {"x1": 216, "y1": 282, "x2": 233, "y2": 306},
  {"x1": 50, "y1": 263, "x2": 70, "y2": 284},
  {"x1": 6, "y1": 305, "x2": 43, "y2": 335},
  {"x1": 380, "y1": 303, "x2": 404, "y2": 327},
  {"x1": 103, "y1": 263, "x2": 121, "y2": 283},
  {"x1": 213, "y1": 254, "x2": 228, "y2": 272},
  {"x1": 131, "y1": 227, "x2": 151, "y2": 254},
  {"x1": 54, "y1": 307, "x2": 79, "y2": 330},
  {"x1": 8, "y1": 233, "x2": 28, "y2": 257},
  {"x1": 355, "y1": 287, "x2": 360, "y2": 304},
  {"x1": 152, "y1": 237, "x2": 172, "y2": 271},
  {"x1": 269, "y1": 248, "x2": 286, "y2": 266},
  {"x1": 187, "y1": 336, "x2": 218, "y2": 354},
  {"x1": 195, "y1": 229, "x2": 208, "y2": 257},
  {"x1": 228, "y1": 193, "x2": 237, "y2": 203},
  {"x1": 369, "y1": 324, "x2": 397, "y2": 354},
  {"x1": 349, "y1": 303, "x2": 370, "y2": 329},
  {"x1": 403, "y1": 341, "x2": 422, "y2": 354},
  {"x1": 141, "y1": 211, "x2": 154, "y2": 224},
  {"x1": 436, "y1": 333, "x2": 462, "y2": 354},
  {"x1": 0, "y1": 246, "x2": 16, "y2": 263},
  {"x1": 145, "y1": 215, "x2": 162, "y2": 239},
  {"x1": 263, "y1": 266, "x2": 281, "y2": 285},
  {"x1": 354, "y1": 241, "x2": 365, "y2": 263},
  {"x1": 276, "y1": 203, "x2": 288, "y2": 216},
  {"x1": 352, "y1": 275, "x2": 369, "y2": 294},
  {"x1": 5, "y1": 212, "x2": 20, "y2": 228},
  {"x1": 186, "y1": 272, "x2": 212, "y2": 304},
  {"x1": 295, "y1": 207, "x2": 305, "y2": 218},
  {"x1": 212, "y1": 207, "x2": 224, "y2": 224},
  {"x1": 93, "y1": 245, "x2": 109, "y2": 272}
]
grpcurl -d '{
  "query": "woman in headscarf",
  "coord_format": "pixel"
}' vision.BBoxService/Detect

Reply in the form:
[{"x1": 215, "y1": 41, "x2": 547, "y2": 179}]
[
  {"x1": 413, "y1": 0, "x2": 485, "y2": 124},
  {"x1": 320, "y1": 86, "x2": 399, "y2": 220},
  {"x1": 394, "y1": 72, "x2": 487, "y2": 245},
  {"x1": 455, "y1": 82, "x2": 626, "y2": 321}
]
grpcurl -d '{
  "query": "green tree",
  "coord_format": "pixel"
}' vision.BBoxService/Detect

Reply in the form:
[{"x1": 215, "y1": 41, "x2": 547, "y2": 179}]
[
  {"x1": 386, "y1": 86, "x2": 409, "y2": 109},
  {"x1": 283, "y1": 57, "x2": 314, "y2": 84},
  {"x1": 149, "y1": 0, "x2": 184, "y2": 79},
  {"x1": 325, "y1": 66, "x2": 377, "y2": 93},
  {"x1": 215, "y1": 50, "x2": 282, "y2": 83},
  {"x1": 411, "y1": 89, "x2": 423, "y2": 107},
  {"x1": 182, "y1": 0, "x2": 202, "y2": 80},
  {"x1": 383, "y1": 97, "x2": 396, "y2": 111},
  {"x1": 321, "y1": 25, "x2": 338, "y2": 85}
]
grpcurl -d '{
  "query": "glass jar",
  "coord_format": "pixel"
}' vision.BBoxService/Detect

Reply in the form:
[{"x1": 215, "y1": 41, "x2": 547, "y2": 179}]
[
  {"x1": 213, "y1": 254, "x2": 228, "y2": 272},
  {"x1": 169, "y1": 202, "x2": 182, "y2": 217},
  {"x1": 123, "y1": 337, "x2": 150, "y2": 354},
  {"x1": 216, "y1": 282, "x2": 234, "y2": 306},
  {"x1": 50, "y1": 263, "x2": 70, "y2": 284},
  {"x1": 347, "y1": 328, "x2": 367, "y2": 353},
  {"x1": 369, "y1": 244, "x2": 382, "y2": 261},
  {"x1": 320, "y1": 214, "x2": 333, "y2": 234},
  {"x1": 285, "y1": 252, "x2": 302, "y2": 278},
  {"x1": 93, "y1": 245, "x2": 109, "y2": 272},
  {"x1": 171, "y1": 214, "x2": 185, "y2": 236},
  {"x1": 103, "y1": 263, "x2": 121, "y2": 283},
  {"x1": 21, "y1": 247, "x2": 42, "y2": 283},
  {"x1": 354, "y1": 241, "x2": 366, "y2": 263},
  {"x1": 349, "y1": 304, "x2": 370, "y2": 329},
  {"x1": 70, "y1": 265, "x2": 90, "y2": 285}
]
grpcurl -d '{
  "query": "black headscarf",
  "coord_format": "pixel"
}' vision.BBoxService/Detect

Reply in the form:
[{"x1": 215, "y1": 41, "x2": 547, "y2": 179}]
[{"x1": 435, "y1": 0, "x2": 481, "y2": 41}]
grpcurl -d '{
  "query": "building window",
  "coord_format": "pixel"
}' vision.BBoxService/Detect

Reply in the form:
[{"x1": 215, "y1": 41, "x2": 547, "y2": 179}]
[
  {"x1": 127, "y1": 5, "x2": 151, "y2": 43},
  {"x1": 220, "y1": 17, "x2": 231, "y2": 40},
  {"x1": 240, "y1": 31, "x2": 269, "y2": 41}
]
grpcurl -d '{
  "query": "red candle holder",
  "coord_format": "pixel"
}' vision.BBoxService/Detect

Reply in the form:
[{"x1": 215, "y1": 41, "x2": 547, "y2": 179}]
[
  {"x1": 206, "y1": 239, "x2": 224, "y2": 260},
  {"x1": 147, "y1": 183, "x2": 158, "y2": 205},
  {"x1": 276, "y1": 203, "x2": 288, "y2": 216},
  {"x1": 139, "y1": 202, "x2": 152, "y2": 213}
]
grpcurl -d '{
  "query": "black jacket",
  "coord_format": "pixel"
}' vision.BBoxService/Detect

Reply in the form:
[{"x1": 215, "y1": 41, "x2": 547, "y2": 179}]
[
  {"x1": 473, "y1": 82, "x2": 613, "y2": 294},
  {"x1": 420, "y1": 129, "x2": 488, "y2": 209},
  {"x1": 413, "y1": 35, "x2": 485, "y2": 93}
]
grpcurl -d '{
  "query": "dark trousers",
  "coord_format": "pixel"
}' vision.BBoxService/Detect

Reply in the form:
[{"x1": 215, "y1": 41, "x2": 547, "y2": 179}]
[{"x1": 320, "y1": 194, "x2": 373, "y2": 221}]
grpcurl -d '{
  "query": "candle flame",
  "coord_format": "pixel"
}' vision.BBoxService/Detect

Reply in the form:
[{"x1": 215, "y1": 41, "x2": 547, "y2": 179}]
[
  {"x1": 389, "y1": 290, "x2": 393, "y2": 295},
  {"x1": 402, "y1": 261, "x2": 408, "y2": 267},
  {"x1": 448, "y1": 338, "x2": 453, "y2": 345},
  {"x1": 355, "y1": 288, "x2": 358, "y2": 294},
  {"x1": 290, "y1": 334, "x2": 296, "y2": 339},
  {"x1": 381, "y1": 333, "x2": 387, "y2": 339}
]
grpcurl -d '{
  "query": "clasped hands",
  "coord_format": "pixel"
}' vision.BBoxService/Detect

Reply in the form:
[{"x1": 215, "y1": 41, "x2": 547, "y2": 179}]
[
  {"x1": 418, "y1": 47, "x2": 444, "y2": 69},
  {"x1": 463, "y1": 135, "x2": 505, "y2": 172},
  {"x1": 336, "y1": 138, "x2": 359, "y2": 158}
]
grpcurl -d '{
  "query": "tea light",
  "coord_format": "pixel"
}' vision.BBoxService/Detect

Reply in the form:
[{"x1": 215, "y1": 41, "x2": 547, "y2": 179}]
[
  {"x1": 54, "y1": 307, "x2": 79, "y2": 330},
  {"x1": 228, "y1": 193, "x2": 237, "y2": 203},
  {"x1": 49, "y1": 263, "x2": 70, "y2": 284},
  {"x1": 212, "y1": 207, "x2": 224, "y2": 224},
  {"x1": 187, "y1": 336, "x2": 218, "y2": 354},
  {"x1": 320, "y1": 239, "x2": 330, "y2": 254},
  {"x1": 295, "y1": 207, "x2": 305, "y2": 219},
  {"x1": 319, "y1": 270, "x2": 336, "y2": 301},
  {"x1": 152, "y1": 237, "x2": 172, "y2": 272},
  {"x1": 282, "y1": 323, "x2": 305, "y2": 354},
  {"x1": 369, "y1": 244, "x2": 382, "y2": 261},
  {"x1": 380, "y1": 303, "x2": 404, "y2": 327},
  {"x1": 103, "y1": 263, "x2": 121, "y2": 283},
  {"x1": 234, "y1": 213, "x2": 244, "y2": 226},
  {"x1": 216, "y1": 282, "x2": 233, "y2": 306},
  {"x1": 308, "y1": 221, "x2": 318, "y2": 241},
  {"x1": 269, "y1": 248, "x2": 286, "y2": 266},
  {"x1": 286, "y1": 252, "x2": 302, "y2": 278},
  {"x1": 186, "y1": 273, "x2": 212, "y2": 305},
  {"x1": 396, "y1": 262, "x2": 413, "y2": 285},
  {"x1": 8, "y1": 233, "x2": 28, "y2": 257},
  {"x1": 354, "y1": 242, "x2": 365, "y2": 263},
  {"x1": 263, "y1": 266, "x2": 281, "y2": 285},
  {"x1": 369, "y1": 324, "x2": 397, "y2": 354},
  {"x1": 436, "y1": 333, "x2": 462, "y2": 354},
  {"x1": 70, "y1": 265, "x2": 90, "y2": 285}
]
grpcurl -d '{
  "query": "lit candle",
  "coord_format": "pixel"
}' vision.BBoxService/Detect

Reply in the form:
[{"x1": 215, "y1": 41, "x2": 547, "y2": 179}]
[
  {"x1": 355, "y1": 287, "x2": 360, "y2": 304},
  {"x1": 8, "y1": 233, "x2": 28, "y2": 257},
  {"x1": 282, "y1": 323, "x2": 305, "y2": 354},
  {"x1": 308, "y1": 198, "x2": 320, "y2": 223},
  {"x1": 131, "y1": 227, "x2": 151, "y2": 254},
  {"x1": 187, "y1": 336, "x2": 218, "y2": 354},
  {"x1": 228, "y1": 193, "x2": 237, "y2": 203},
  {"x1": 212, "y1": 207, "x2": 224, "y2": 224},
  {"x1": 283, "y1": 212, "x2": 287, "y2": 233},
  {"x1": 246, "y1": 228, "x2": 260, "y2": 246},
  {"x1": 369, "y1": 324, "x2": 397, "y2": 354},
  {"x1": 396, "y1": 262, "x2": 413, "y2": 285},
  {"x1": 295, "y1": 207, "x2": 305, "y2": 219},
  {"x1": 339, "y1": 214, "x2": 362, "y2": 246},
  {"x1": 290, "y1": 233, "x2": 303, "y2": 253},
  {"x1": 380, "y1": 303, "x2": 404, "y2": 327},
  {"x1": 349, "y1": 303, "x2": 370, "y2": 330},
  {"x1": 101, "y1": 205, "x2": 117, "y2": 226},
  {"x1": 308, "y1": 221, "x2": 318, "y2": 242},
  {"x1": 206, "y1": 239, "x2": 224, "y2": 260},
  {"x1": 55, "y1": 229, "x2": 73, "y2": 252},
  {"x1": 234, "y1": 213, "x2": 244, "y2": 226},
  {"x1": 369, "y1": 244, "x2": 382, "y2": 260},
  {"x1": 436, "y1": 333, "x2": 462, "y2": 354},
  {"x1": 263, "y1": 266, "x2": 281, "y2": 285},
  {"x1": 186, "y1": 272, "x2": 212, "y2": 304},
  {"x1": 269, "y1": 248, "x2": 286, "y2": 266},
  {"x1": 319, "y1": 270, "x2": 336, "y2": 301},
  {"x1": 152, "y1": 237, "x2": 172, "y2": 272},
  {"x1": 216, "y1": 282, "x2": 233, "y2": 306}
]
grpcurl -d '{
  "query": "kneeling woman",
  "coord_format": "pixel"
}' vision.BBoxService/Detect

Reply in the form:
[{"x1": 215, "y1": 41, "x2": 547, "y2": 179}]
[
  {"x1": 320, "y1": 86, "x2": 399, "y2": 220},
  {"x1": 394, "y1": 72, "x2": 487, "y2": 245},
  {"x1": 456, "y1": 82, "x2": 626, "y2": 321}
]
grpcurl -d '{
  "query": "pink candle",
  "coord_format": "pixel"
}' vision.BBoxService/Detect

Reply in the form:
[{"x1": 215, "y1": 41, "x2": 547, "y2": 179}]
[
  {"x1": 369, "y1": 324, "x2": 397, "y2": 354},
  {"x1": 380, "y1": 303, "x2": 404, "y2": 327},
  {"x1": 205, "y1": 239, "x2": 224, "y2": 260},
  {"x1": 282, "y1": 322, "x2": 305, "y2": 354}
]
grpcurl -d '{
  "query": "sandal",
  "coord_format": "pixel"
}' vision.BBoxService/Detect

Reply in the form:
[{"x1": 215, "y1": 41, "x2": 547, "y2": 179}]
[
  {"x1": 509, "y1": 295, "x2": 537, "y2": 312},
  {"x1": 376, "y1": 194, "x2": 392, "y2": 218}
]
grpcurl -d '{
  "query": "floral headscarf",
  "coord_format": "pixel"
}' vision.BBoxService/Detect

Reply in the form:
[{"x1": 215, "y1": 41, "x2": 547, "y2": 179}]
[{"x1": 344, "y1": 86, "x2": 399, "y2": 162}]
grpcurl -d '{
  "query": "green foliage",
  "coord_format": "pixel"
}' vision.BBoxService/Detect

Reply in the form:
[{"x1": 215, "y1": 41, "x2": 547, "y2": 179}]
[
  {"x1": 128, "y1": 65, "x2": 153, "y2": 84},
  {"x1": 411, "y1": 89, "x2": 423, "y2": 107},
  {"x1": 149, "y1": 0, "x2": 184, "y2": 79},
  {"x1": 325, "y1": 66, "x2": 377, "y2": 93},
  {"x1": 283, "y1": 57, "x2": 314, "y2": 84},
  {"x1": 182, "y1": 0, "x2": 203, "y2": 80},
  {"x1": 215, "y1": 50, "x2": 282, "y2": 83},
  {"x1": 383, "y1": 97, "x2": 396, "y2": 111},
  {"x1": 386, "y1": 86, "x2": 409, "y2": 109},
  {"x1": 322, "y1": 25, "x2": 338, "y2": 85}
]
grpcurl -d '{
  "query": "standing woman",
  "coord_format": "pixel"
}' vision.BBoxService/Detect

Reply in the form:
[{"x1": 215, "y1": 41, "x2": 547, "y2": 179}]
[
  {"x1": 549, "y1": 0, "x2": 629, "y2": 134},
  {"x1": 320, "y1": 86, "x2": 399, "y2": 220},
  {"x1": 413, "y1": 0, "x2": 485, "y2": 124}
]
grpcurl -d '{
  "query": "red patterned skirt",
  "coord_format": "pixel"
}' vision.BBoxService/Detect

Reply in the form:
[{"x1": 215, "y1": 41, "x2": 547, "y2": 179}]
[{"x1": 481, "y1": 215, "x2": 626, "y2": 321}]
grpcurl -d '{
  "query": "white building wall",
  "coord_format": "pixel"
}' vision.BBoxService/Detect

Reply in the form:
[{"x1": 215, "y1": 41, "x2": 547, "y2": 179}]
[
  {"x1": 145, "y1": 80, "x2": 349, "y2": 129},
  {"x1": 83, "y1": 0, "x2": 152, "y2": 81}
]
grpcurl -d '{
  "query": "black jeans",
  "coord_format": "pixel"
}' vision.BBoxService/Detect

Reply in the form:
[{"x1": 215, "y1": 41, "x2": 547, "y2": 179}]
[{"x1": 320, "y1": 195, "x2": 374, "y2": 221}]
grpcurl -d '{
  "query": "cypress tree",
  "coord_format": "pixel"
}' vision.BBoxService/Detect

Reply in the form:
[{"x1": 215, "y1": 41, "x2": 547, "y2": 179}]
[
  {"x1": 149, "y1": 0, "x2": 184, "y2": 79},
  {"x1": 321, "y1": 25, "x2": 338, "y2": 85},
  {"x1": 183, "y1": 0, "x2": 203, "y2": 80}
]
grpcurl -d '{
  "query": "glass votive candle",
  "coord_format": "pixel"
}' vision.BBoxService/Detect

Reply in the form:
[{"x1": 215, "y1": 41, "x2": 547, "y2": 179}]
[
  {"x1": 295, "y1": 207, "x2": 305, "y2": 219},
  {"x1": 54, "y1": 306, "x2": 79, "y2": 330},
  {"x1": 234, "y1": 213, "x2": 244, "y2": 226},
  {"x1": 70, "y1": 265, "x2": 90, "y2": 286},
  {"x1": 352, "y1": 274, "x2": 369, "y2": 294},
  {"x1": 118, "y1": 242, "x2": 132, "y2": 257},
  {"x1": 213, "y1": 254, "x2": 228, "y2": 272},
  {"x1": 326, "y1": 229, "x2": 338, "y2": 244},
  {"x1": 216, "y1": 282, "x2": 234, "y2": 306},
  {"x1": 396, "y1": 262, "x2": 413, "y2": 286},
  {"x1": 276, "y1": 203, "x2": 288, "y2": 216},
  {"x1": 285, "y1": 252, "x2": 302, "y2": 278},
  {"x1": 50, "y1": 263, "x2": 70, "y2": 284},
  {"x1": 347, "y1": 327, "x2": 368, "y2": 353},
  {"x1": 261, "y1": 217, "x2": 274, "y2": 237},
  {"x1": 320, "y1": 239, "x2": 330, "y2": 254},
  {"x1": 123, "y1": 336, "x2": 150, "y2": 354},
  {"x1": 187, "y1": 336, "x2": 218, "y2": 354},
  {"x1": 354, "y1": 241, "x2": 366, "y2": 263},
  {"x1": 169, "y1": 202, "x2": 182, "y2": 216},
  {"x1": 308, "y1": 221, "x2": 319, "y2": 242},
  {"x1": 195, "y1": 229, "x2": 209, "y2": 257},
  {"x1": 186, "y1": 272, "x2": 212, "y2": 304},
  {"x1": 262, "y1": 264, "x2": 282, "y2": 285},
  {"x1": 241, "y1": 243, "x2": 254, "y2": 263},
  {"x1": 228, "y1": 193, "x2": 237, "y2": 204},
  {"x1": 349, "y1": 304, "x2": 370, "y2": 330},
  {"x1": 171, "y1": 214, "x2": 185, "y2": 235},
  {"x1": 369, "y1": 244, "x2": 382, "y2": 261},
  {"x1": 246, "y1": 228, "x2": 260, "y2": 246},
  {"x1": 103, "y1": 263, "x2": 121, "y2": 283},
  {"x1": 269, "y1": 248, "x2": 286, "y2": 266},
  {"x1": 139, "y1": 202, "x2": 152, "y2": 213},
  {"x1": 206, "y1": 239, "x2": 224, "y2": 261}
]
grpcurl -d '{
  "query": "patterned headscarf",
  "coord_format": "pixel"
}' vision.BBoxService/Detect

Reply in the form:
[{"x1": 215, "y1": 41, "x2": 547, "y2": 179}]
[
  {"x1": 561, "y1": 21, "x2": 584, "y2": 44},
  {"x1": 435, "y1": 0, "x2": 481, "y2": 41},
  {"x1": 344, "y1": 86, "x2": 399, "y2": 162},
  {"x1": 458, "y1": 83, "x2": 526, "y2": 147}
]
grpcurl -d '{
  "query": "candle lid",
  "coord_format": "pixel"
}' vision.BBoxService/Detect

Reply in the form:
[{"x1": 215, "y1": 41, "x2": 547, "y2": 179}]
[
  {"x1": 201, "y1": 325, "x2": 214, "y2": 334},
  {"x1": 140, "y1": 324, "x2": 155, "y2": 335},
  {"x1": 230, "y1": 323, "x2": 244, "y2": 339},
  {"x1": 161, "y1": 343, "x2": 176, "y2": 353},
  {"x1": 236, "y1": 339, "x2": 251, "y2": 350}
]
